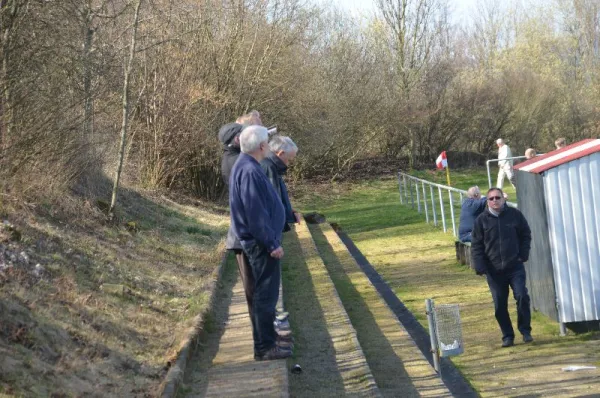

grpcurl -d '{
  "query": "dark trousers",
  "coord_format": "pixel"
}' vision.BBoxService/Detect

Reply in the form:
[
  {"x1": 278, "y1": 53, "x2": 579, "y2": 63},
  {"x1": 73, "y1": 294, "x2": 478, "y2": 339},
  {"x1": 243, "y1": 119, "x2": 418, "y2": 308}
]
[
  {"x1": 241, "y1": 241, "x2": 280, "y2": 355},
  {"x1": 486, "y1": 264, "x2": 532, "y2": 340},
  {"x1": 233, "y1": 249, "x2": 254, "y2": 317}
]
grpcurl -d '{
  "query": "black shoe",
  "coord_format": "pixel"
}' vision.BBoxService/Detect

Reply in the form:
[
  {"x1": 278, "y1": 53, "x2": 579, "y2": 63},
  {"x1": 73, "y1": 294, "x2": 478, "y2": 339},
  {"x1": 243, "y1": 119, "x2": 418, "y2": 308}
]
[
  {"x1": 254, "y1": 345, "x2": 292, "y2": 361},
  {"x1": 523, "y1": 333, "x2": 534, "y2": 343},
  {"x1": 501, "y1": 338, "x2": 514, "y2": 348}
]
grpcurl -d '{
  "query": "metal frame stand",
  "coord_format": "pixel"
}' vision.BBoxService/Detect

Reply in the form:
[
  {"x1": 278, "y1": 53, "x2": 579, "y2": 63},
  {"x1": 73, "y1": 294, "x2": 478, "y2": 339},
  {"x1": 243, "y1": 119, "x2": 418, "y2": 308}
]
[{"x1": 425, "y1": 299, "x2": 441, "y2": 377}]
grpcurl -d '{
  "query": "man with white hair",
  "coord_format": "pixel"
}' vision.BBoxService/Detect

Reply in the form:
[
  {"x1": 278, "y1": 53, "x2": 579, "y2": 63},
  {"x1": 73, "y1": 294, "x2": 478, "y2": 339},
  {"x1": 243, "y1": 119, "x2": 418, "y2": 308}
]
[
  {"x1": 496, "y1": 138, "x2": 515, "y2": 189},
  {"x1": 219, "y1": 112, "x2": 264, "y2": 325},
  {"x1": 458, "y1": 186, "x2": 487, "y2": 243},
  {"x1": 261, "y1": 136, "x2": 302, "y2": 231},
  {"x1": 229, "y1": 125, "x2": 290, "y2": 361},
  {"x1": 459, "y1": 186, "x2": 508, "y2": 242},
  {"x1": 260, "y1": 136, "x2": 300, "y2": 346}
]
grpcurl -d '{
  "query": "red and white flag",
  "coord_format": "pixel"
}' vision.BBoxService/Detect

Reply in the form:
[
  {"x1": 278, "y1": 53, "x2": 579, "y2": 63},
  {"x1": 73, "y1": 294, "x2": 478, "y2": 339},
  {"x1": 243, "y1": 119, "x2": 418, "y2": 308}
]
[{"x1": 436, "y1": 151, "x2": 448, "y2": 169}]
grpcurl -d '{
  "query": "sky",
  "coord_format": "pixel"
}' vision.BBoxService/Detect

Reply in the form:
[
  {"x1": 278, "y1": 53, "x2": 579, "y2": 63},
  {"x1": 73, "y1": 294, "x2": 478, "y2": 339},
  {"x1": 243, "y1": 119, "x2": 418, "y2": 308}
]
[{"x1": 327, "y1": 0, "x2": 479, "y2": 24}]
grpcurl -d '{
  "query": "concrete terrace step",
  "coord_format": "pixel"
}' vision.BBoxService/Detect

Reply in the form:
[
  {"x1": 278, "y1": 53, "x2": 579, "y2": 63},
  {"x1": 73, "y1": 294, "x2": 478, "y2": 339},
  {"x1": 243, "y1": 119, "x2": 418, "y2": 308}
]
[
  {"x1": 311, "y1": 223, "x2": 452, "y2": 397},
  {"x1": 183, "y1": 258, "x2": 288, "y2": 398},
  {"x1": 292, "y1": 222, "x2": 380, "y2": 397}
]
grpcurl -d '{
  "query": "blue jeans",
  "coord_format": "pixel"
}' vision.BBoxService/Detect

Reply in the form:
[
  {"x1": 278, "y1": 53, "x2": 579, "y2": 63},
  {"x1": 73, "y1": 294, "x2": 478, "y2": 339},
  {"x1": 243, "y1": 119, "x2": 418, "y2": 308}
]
[
  {"x1": 486, "y1": 264, "x2": 532, "y2": 340},
  {"x1": 241, "y1": 240, "x2": 281, "y2": 355}
]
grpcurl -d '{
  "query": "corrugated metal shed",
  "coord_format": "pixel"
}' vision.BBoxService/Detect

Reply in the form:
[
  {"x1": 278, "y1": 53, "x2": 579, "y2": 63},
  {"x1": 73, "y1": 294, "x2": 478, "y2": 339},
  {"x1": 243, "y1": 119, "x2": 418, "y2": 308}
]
[
  {"x1": 515, "y1": 139, "x2": 600, "y2": 326},
  {"x1": 515, "y1": 172, "x2": 558, "y2": 321}
]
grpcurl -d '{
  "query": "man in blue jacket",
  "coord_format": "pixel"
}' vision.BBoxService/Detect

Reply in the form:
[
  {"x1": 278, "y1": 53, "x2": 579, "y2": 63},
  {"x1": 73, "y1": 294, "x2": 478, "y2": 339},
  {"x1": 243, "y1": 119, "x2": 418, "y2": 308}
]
[
  {"x1": 459, "y1": 186, "x2": 508, "y2": 242},
  {"x1": 458, "y1": 186, "x2": 487, "y2": 242},
  {"x1": 471, "y1": 187, "x2": 533, "y2": 348},
  {"x1": 219, "y1": 111, "x2": 263, "y2": 322},
  {"x1": 229, "y1": 125, "x2": 290, "y2": 361}
]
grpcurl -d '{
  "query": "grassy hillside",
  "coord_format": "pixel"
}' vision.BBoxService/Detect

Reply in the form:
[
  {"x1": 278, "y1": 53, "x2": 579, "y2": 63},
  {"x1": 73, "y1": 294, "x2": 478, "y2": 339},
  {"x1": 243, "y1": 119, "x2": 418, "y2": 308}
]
[{"x1": 0, "y1": 183, "x2": 228, "y2": 396}]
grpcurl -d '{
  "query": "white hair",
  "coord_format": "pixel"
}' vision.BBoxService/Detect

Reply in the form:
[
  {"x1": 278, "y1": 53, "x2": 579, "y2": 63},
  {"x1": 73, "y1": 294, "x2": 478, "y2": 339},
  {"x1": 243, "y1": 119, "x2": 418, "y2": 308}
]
[
  {"x1": 240, "y1": 125, "x2": 268, "y2": 153},
  {"x1": 269, "y1": 136, "x2": 298, "y2": 153},
  {"x1": 467, "y1": 186, "x2": 480, "y2": 198},
  {"x1": 496, "y1": 138, "x2": 504, "y2": 145}
]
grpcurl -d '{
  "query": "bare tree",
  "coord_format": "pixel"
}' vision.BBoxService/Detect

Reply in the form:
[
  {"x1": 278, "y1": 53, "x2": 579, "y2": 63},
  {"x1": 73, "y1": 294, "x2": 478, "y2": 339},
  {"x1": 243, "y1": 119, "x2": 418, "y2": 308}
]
[
  {"x1": 109, "y1": 0, "x2": 143, "y2": 218},
  {"x1": 375, "y1": 0, "x2": 443, "y2": 168}
]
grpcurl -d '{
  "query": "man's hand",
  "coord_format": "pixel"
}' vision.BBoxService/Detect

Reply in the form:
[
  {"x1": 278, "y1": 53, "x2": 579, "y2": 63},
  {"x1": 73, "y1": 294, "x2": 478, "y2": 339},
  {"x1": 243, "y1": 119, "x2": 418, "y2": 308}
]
[
  {"x1": 503, "y1": 193, "x2": 509, "y2": 199},
  {"x1": 270, "y1": 246, "x2": 284, "y2": 259},
  {"x1": 475, "y1": 270, "x2": 485, "y2": 276},
  {"x1": 293, "y1": 211, "x2": 302, "y2": 224}
]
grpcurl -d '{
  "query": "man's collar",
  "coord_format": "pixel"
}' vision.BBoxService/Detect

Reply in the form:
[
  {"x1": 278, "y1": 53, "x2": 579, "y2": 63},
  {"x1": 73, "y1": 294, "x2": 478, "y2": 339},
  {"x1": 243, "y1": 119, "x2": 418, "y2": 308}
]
[
  {"x1": 488, "y1": 205, "x2": 506, "y2": 217},
  {"x1": 267, "y1": 152, "x2": 288, "y2": 173}
]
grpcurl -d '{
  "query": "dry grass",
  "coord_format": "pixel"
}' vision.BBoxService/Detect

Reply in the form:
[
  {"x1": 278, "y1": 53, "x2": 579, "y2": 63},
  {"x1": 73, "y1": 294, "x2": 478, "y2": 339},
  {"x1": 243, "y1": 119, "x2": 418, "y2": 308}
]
[{"x1": 0, "y1": 182, "x2": 228, "y2": 397}]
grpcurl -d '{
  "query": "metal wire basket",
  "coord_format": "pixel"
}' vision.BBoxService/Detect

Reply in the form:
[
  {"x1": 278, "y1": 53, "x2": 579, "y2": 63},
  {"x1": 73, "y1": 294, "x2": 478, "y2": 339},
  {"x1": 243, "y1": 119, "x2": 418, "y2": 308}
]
[{"x1": 434, "y1": 303, "x2": 464, "y2": 357}]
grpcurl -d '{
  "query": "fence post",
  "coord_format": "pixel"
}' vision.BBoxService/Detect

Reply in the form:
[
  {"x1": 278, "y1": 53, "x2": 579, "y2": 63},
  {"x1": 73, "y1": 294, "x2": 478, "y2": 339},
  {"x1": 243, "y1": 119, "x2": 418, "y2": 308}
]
[
  {"x1": 416, "y1": 182, "x2": 421, "y2": 213},
  {"x1": 403, "y1": 175, "x2": 408, "y2": 202},
  {"x1": 449, "y1": 191, "x2": 457, "y2": 237},
  {"x1": 422, "y1": 181, "x2": 429, "y2": 223},
  {"x1": 486, "y1": 160, "x2": 493, "y2": 188},
  {"x1": 410, "y1": 179, "x2": 415, "y2": 209},
  {"x1": 426, "y1": 299, "x2": 441, "y2": 376},
  {"x1": 398, "y1": 173, "x2": 403, "y2": 204},
  {"x1": 430, "y1": 185, "x2": 437, "y2": 226},
  {"x1": 438, "y1": 187, "x2": 447, "y2": 232}
]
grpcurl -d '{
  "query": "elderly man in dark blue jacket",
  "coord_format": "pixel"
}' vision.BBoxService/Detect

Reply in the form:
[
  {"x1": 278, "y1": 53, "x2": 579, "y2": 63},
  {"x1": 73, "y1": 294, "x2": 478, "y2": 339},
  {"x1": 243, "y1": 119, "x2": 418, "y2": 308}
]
[
  {"x1": 219, "y1": 111, "x2": 263, "y2": 323},
  {"x1": 229, "y1": 125, "x2": 290, "y2": 361},
  {"x1": 458, "y1": 186, "x2": 487, "y2": 242},
  {"x1": 472, "y1": 187, "x2": 533, "y2": 348}
]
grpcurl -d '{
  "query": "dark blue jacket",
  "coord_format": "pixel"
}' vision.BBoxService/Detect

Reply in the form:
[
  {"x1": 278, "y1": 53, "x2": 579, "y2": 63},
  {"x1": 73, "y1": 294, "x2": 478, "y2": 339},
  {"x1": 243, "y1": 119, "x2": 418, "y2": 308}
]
[
  {"x1": 261, "y1": 153, "x2": 295, "y2": 232},
  {"x1": 229, "y1": 153, "x2": 285, "y2": 253},
  {"x1": 471, "y1": 206, "x2": 532, "y2": 275},
  {"x1": 458, "y1": 197, "x2": 487, "y2": 239}
]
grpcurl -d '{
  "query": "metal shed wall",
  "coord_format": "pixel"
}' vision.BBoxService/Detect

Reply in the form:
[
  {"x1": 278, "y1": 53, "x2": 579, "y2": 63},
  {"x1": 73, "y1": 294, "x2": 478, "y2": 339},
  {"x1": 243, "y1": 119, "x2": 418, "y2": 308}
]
[
  {"x1": 515, "y1": 171, "x2": 558, "y2": 321},
  {"x1": 544, "y1": 151, "x2": 600, "y2": 323}
]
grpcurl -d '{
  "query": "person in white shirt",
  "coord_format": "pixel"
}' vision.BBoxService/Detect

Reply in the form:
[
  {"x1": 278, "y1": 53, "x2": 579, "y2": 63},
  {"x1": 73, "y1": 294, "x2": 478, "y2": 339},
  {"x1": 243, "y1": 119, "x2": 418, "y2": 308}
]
[{"x1": 496, "y1": 138, "x2": 515, "y2": 189}]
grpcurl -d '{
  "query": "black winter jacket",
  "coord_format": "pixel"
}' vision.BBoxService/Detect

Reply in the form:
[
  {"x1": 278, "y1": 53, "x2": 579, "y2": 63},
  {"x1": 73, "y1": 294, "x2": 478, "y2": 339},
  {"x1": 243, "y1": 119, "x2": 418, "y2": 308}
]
[
  {"x1": 222, "y1": 146, "x2": 240, "y2": 186},
  {"x1": 261, "y1": 154, "x2": 296, "y2": 232},
  {"x1": 471, "y1": 206, "x2": 531, "y2": 274},
  {"x1": 218, "y1": 123, "x2": 244, "y2": 186},
  {"x1": 219, "y1": 122, "x2": 244, "y2": 250}
]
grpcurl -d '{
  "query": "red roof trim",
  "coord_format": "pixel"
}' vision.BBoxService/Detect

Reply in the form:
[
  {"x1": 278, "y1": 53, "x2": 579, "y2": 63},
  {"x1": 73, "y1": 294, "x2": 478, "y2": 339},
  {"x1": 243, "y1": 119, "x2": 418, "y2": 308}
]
[{"x1": 514, "y1": 139, "x2": 600, "y2": 174}]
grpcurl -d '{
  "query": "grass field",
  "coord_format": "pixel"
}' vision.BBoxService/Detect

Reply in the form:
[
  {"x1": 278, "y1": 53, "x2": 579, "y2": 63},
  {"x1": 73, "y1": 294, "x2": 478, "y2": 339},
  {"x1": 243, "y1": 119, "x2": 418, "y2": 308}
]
[{"x1": 293, "y1": 171, "x2": 600, "y2": 397}]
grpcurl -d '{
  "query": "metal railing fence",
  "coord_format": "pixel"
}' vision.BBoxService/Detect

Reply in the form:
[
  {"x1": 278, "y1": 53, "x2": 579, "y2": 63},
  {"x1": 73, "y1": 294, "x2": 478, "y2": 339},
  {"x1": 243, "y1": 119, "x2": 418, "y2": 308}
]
[{"x1": 397, "y1": 171, "x2": 517, "y2": 238}]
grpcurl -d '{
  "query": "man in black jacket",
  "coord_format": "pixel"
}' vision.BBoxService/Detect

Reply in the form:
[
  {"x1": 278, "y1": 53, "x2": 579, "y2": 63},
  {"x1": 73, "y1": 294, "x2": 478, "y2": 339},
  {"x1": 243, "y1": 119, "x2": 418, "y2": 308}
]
[
  {"x1": 261, "y1": 136, "x2": 301, "y2": 231},
  {"x1": 471, "y1": 187, "x2": 533, "y2": 348}
]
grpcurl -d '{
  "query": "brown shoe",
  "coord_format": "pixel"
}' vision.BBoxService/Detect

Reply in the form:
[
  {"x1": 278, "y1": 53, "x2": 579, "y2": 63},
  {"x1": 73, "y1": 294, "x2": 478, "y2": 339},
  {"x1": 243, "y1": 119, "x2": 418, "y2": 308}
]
[{"x1": 254, "y1": 345, "x2": 292, "y2": 361}]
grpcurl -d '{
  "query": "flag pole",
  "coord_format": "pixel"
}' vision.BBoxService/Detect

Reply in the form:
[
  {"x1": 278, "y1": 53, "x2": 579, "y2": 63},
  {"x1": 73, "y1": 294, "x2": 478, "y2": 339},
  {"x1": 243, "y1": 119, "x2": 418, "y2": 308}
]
[{"x1": 446, "y1": 163, "x2": 452, "y2": 186}]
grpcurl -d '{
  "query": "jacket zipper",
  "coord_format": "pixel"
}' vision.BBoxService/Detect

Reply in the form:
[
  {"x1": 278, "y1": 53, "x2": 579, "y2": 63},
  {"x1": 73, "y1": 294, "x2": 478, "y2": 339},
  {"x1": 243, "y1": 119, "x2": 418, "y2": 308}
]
[{"x1": 498, "y1": 215, "x2": 504, "y2": 269}]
